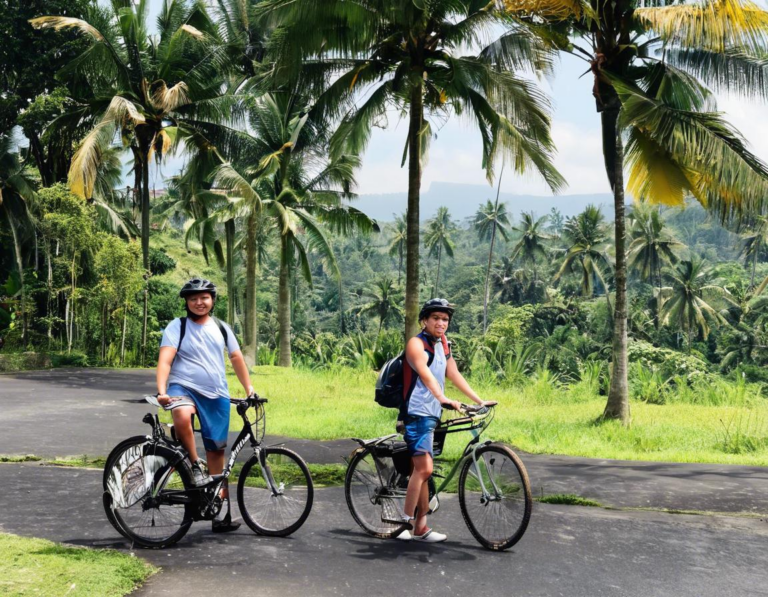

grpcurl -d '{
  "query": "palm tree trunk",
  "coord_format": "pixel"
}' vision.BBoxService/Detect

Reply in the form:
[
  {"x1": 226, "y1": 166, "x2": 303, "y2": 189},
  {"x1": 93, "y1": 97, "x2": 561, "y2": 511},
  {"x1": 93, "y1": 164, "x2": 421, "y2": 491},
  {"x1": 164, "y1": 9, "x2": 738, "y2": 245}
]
[
  {"x1": 68, "y1": 253, "x2": 77, "y2": 354},
  {"x1": 278, "y1": 237, "x2": 292, "y2": 367},
  {"x1": 121, "y1": 300, "x2": 128, "y2": 365},
  {"x1": 434, "y1": 245, "x2": 442, "y2": 296},
  {"x1": 483, "y1": 169, "x2": 504, "y2": 334},
  {"x1": 404, "y1": 83, "x2": 424, "y2": 339},
  {"x1": 398, "y1": 244, "x2": 403, "y2": 286},
  {"x1": 140, "y1": 147, "x2": 150, "y2": 366},
  {"x1": 339, "y1": 278, "x2": 346, "y2": 335},
  {"x1": 5, "y1": 207, "x2": 27, "y2": 346},
  {"x1": 46, "y1": 243, "x2": 53, "y2": 346},
  {"x1": 603, "y1": 108, "x2": 630, "y2": 424},
  {"x1": 225, "y1": 219, "x2": 235, "y2": 325},
  {"x1": 243, "y1": 212, "x2": 257, "y2": 364}
]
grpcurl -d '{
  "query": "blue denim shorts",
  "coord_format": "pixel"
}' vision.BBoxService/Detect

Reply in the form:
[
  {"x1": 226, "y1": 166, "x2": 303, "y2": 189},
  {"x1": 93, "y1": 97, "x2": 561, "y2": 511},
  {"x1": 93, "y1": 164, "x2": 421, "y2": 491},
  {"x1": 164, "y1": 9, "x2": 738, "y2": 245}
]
[
  {"x1": 166, "y1": 383, "x2": 230, "y2": 452},
  {"x1": 403, "y1": 415, "x2": 440, "y2": 457}
]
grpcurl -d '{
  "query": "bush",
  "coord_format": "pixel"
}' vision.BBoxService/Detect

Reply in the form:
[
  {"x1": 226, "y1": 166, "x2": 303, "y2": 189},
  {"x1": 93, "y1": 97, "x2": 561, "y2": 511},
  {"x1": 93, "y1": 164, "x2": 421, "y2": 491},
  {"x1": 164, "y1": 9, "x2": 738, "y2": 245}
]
[
  {"x1": 627, "y1": 340, "x2": 710, "y2": 383},
  {"x1": 149, "y1": 248, "x2": 176, "y2": 276},
  {"x1": 51, "y1": 351, "x2": 89, "y2": 367},
  {"x1": 731, "y1": 364, "x2": 768, "y2": 385}
]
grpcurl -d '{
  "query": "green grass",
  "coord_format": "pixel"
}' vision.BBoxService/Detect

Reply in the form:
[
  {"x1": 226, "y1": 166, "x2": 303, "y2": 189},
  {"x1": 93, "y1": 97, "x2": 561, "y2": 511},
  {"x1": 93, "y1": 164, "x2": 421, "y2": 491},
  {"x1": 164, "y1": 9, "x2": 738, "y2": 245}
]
[
  {"x1": 0, "y1": 533, "x2": 156, "y2": 597},
  {"x1": 219, "y1": 365, "x2": 768, "y2": 466},
  {"x1": 536, "y1": 494, "x2": 604, "y2": 507}
]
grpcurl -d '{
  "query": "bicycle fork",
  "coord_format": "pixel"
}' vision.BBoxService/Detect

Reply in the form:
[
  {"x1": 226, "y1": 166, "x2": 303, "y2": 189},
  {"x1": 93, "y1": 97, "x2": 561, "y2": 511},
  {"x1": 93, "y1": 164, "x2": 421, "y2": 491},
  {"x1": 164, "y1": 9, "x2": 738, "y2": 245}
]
[
  {"x1": 468, "y1": 441, "x2": 502, "y2": 504},
  {"x1": 257, "y1": 448, "x2": 284, "y2": 496}
]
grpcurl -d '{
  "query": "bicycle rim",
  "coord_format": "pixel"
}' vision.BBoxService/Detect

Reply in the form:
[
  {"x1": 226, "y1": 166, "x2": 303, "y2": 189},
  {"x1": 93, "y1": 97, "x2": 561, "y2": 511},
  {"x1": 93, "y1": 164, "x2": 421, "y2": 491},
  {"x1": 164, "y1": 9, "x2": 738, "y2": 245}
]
[
  {"x1": 345, "y1": 448, "x2": 408, "y2": 539},
  {"x1": 237, "y1": 447, "x2": 313, "y2": 537},
  {"x1": 458, "y1": 444, "x2": 532, "y2": 551},
  {"x1": 107, "y1": 444, "x2": 192, "y2": 548}
]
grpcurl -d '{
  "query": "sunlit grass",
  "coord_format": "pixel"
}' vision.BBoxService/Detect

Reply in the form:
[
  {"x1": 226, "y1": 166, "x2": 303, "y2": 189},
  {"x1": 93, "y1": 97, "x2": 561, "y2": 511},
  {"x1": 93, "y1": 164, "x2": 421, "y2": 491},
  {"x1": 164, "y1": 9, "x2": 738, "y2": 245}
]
[
  {"x1": 223, "y1": 366, "x2": 768, "y2": 466},
  {"x1": 0, "y1": 533, "x2": 156, "y2": 597}
]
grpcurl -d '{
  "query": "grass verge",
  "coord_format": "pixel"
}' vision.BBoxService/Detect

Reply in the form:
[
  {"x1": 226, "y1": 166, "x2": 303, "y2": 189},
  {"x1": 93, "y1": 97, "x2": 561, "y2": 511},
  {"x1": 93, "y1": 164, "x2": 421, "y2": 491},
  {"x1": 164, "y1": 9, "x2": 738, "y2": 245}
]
[
  {"x1": 219, "y1": 366, "x2": 768, "y2": 466},
  {"x1": 536, "y1": 494, "x2": 603, "y2": 507},
  {"x1": 0, "y1": 532, "x2": 156, "y2": 597}
]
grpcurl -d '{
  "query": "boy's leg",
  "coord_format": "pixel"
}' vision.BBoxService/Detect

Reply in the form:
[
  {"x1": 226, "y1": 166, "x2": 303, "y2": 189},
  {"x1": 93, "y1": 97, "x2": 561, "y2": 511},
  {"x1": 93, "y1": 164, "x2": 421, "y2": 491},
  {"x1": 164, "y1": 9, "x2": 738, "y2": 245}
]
[
  {"x1": 171, "y1": 406, "x2": 199, "y2": 462},
  {"x1": 205, "y1": 449, "x2": 228, "y2": 498},
  {"x1": 404, "y1": 454, "x2": 433, "y2": 521}
]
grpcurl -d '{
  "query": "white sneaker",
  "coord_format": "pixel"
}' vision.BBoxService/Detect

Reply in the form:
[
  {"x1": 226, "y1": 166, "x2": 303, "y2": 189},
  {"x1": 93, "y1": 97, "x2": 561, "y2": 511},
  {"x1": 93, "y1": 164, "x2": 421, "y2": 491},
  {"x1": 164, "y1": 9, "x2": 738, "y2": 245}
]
[
  {"x1": 395, "y1": 530, "x2": 412, "y2": 541},
  {"x1": 413, "y1": 528, "x2": 447, "y2": 543}
]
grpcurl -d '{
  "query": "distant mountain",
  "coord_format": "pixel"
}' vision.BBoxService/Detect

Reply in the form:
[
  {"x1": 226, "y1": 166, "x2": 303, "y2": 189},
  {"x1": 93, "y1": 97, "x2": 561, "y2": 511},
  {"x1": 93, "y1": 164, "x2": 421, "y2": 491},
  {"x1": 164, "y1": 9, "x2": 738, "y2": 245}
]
[{"x1": 350, "y1": 182, "x2": 615, "y2": 223}]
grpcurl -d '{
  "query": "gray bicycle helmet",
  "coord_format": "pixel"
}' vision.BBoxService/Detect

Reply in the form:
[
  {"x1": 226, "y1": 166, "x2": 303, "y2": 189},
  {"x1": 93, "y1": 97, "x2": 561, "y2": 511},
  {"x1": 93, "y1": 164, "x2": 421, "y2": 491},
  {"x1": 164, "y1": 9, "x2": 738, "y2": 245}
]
[
  {"x1": 179, "y1": 278, "x2": 217, "y2": 299},
  {"x1": 418, "y1": 298, "x2": 455, "y2": 321}
]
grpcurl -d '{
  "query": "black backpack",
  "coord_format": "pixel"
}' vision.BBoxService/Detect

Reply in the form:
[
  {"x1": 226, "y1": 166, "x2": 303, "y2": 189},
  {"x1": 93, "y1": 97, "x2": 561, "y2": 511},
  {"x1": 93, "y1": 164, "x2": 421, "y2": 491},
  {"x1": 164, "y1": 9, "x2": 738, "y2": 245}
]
[{"x1": 374, "y1": 332, "x2": 451, "y2": 411}]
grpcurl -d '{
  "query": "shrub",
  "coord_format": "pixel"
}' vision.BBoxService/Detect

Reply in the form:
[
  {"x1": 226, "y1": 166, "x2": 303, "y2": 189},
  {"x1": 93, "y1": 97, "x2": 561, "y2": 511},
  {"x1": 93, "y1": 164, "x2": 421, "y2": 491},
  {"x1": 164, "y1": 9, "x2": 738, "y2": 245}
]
[
  {"x1": 51, "y1": 351, "x2": 89, "y2": 367},
  {"x1": 627, "y1": 340, "x2": 710, "y2": 383}
]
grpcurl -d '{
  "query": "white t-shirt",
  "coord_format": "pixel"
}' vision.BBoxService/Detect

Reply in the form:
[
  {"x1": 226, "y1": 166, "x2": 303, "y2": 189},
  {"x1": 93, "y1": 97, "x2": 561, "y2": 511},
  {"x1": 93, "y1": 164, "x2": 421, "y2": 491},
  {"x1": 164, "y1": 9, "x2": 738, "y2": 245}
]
[{"x1": 160, "y1": 317, "x2": 240, "y2": 398}]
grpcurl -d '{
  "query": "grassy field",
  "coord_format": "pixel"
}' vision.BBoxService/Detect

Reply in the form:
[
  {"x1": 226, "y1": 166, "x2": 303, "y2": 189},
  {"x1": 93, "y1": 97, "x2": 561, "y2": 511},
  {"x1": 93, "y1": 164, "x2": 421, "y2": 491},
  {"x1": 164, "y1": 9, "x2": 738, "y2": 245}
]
[
  {"x1": 221, "y1": 366, "x2": 768, "y2": 466},
  {"x1": 0, "y1": 533, "x2": 156, "y2": 597}
]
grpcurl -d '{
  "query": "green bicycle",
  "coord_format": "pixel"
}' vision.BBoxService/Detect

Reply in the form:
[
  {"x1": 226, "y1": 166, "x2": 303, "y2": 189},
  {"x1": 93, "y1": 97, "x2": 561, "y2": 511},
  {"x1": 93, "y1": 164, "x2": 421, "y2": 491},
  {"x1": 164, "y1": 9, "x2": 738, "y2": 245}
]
[{"x1": 344, "y1": 403, "x2": 532, "y2": 551}]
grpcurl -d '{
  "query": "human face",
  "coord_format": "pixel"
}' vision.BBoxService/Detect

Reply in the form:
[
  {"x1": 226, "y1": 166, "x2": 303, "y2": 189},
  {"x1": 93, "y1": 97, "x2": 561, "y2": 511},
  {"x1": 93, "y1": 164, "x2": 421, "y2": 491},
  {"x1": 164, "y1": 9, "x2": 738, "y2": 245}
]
[
  {"x1": 185, "y1": 292, "x2": 213, "y2": 317},
  {"x1": 422, "y1": 311, "x2": 450, "y2": 338}
]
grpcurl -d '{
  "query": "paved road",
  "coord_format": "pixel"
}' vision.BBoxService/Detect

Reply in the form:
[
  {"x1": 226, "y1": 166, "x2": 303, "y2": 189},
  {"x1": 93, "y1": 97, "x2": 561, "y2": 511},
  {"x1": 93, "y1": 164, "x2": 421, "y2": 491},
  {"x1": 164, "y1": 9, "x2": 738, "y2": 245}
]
[
  {"x1": 1, "y1": 463, "x2": 767, "y2": 597},
  {"x1": 2, "y1": 368, "x2": 768, "y2": 514}
]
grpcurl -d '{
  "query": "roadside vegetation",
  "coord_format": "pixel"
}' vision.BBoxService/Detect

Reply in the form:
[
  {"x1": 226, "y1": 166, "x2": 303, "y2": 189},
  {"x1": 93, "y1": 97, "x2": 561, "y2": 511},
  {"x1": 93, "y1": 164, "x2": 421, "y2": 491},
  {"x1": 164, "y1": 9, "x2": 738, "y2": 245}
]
[{"x1": 0, "y1": 532, "x2": 155, "y2": 597}]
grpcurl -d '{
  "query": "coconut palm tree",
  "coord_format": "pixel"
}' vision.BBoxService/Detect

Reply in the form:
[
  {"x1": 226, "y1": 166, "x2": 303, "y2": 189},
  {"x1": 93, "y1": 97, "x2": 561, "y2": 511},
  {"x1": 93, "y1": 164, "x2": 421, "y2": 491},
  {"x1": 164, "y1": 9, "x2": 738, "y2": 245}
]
[
  {"x1": 503, "y1": 0, "x2": 768, "y2": 422},
  {"x1": 214, "y1": 91, "x2": 377, "y2": 367},
  {"x1": 359, "y1": 277, "x2": 405, "y2": 335},
  {"x1": 32, "y1": 0, "x2": 241, "y2": 360},
  {"x1": 258, "y1": 0, "x2": 565, "y2": 337},
  {"x1": 739, "y1": 215, "x2": 768, "y2": 288},
  {"x1": 510, "y1": 212, "x2": 550, "y2": 285},
  {"x1": 424, "y1": 207, "x2": 455, "y2": 296},
  {"x1": 554, "y1": 206, "x2": 613, "y2": 308},
  {"x1": 628, "y1": 204, "x2": 685, "y2": 326},
  {"x1": 659, "y1": 258, "x2": 733, "y2": 352},
  {"x1": 388, "y1": 213, "x2": 408, "y2": 286},
  {"x1": 475, "y1": 178, "x2": 512, "y2": 333},
  {"x1": 0, "y1": 136, "x2": 38, "y2": 345}
]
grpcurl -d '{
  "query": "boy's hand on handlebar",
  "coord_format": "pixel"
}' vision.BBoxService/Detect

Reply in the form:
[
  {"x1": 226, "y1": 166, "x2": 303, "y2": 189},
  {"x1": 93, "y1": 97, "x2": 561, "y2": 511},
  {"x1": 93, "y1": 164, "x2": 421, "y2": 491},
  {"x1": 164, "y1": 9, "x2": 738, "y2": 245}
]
[
  {"x1": 480, "y1": 400, "x2": 498, "y2": 407},
  {"x1": 442, "y1": 399, "x2": 464, "y2": 411}
]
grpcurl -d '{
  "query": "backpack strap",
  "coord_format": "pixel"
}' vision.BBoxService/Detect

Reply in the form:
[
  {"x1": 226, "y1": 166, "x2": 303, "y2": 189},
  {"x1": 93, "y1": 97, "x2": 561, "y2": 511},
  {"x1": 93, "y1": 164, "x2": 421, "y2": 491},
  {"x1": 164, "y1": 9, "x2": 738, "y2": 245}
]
[{"x1": 177, "y1": 317, "x2": 187, "y2": 351}]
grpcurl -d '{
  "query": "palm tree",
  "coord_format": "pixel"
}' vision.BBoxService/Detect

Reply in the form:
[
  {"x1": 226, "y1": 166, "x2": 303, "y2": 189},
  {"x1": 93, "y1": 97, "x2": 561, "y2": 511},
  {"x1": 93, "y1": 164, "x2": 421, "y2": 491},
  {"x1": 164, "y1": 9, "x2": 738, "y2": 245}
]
[
  {"x1": 510, "y1": 212, "x2": 550, "y2": 284},
  {"x1": 659, "y1": 259, "x2": 733, "y2": 352},
  {"x1": 0, "y1": 136, "x2": 37, "y2": 345},
  {"x1": 554, "y1": 206, "x2": 613, "y2": 309},
  {"x1": 504, "y1": 0, "x2": 768, "y2": 423},
  {"x1": 259, "y1": 0, "x2": 565, "y2": 337},
  {"x1": 359, "y1": 277, "x2": 405, "y2": 335},
  {"x1": 388, "y1": 213, "x2": 408, "y2": 286},
  {"x1": 424, "y1": 207, "x2": 455, "y2": 296},
  {"x1": 627, "y1": 204, "x2": 685, "y2": 325},
  {"x1": 475, "y1": 176, "x2": 511, "y2": 334},
  {"x1": 33, "y1": 0, "x2": 240, "y2": 361},
  {"x1": 492, "y1": 256, "x2": 533, "y2": 305},
  {"x1": 739, "y1": 215, "x2": 768, "y2": 288},
  {"x1": 214, "y1": 92, "x2": 376, "y2": 367}
]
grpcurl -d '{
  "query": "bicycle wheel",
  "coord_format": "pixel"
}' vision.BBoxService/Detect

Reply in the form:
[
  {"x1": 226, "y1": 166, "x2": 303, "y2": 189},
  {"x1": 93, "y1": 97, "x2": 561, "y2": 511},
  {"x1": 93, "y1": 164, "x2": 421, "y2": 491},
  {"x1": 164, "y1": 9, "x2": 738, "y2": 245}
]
[
  {"x1": 104, "y1": 443, "x2": 193, "y2": 548},
  {"x1": 345, "y1": 448, "x2": 409, "y2": 539},
  {"x1": 458, "y1": 443, "x2": 532, "y2": 551},
  {"x1": 237, "y1": 447, "x2": 313, "y2": 537},
  {"x1": 102, "y1": 436, "x2": 151, "y2": 538}
]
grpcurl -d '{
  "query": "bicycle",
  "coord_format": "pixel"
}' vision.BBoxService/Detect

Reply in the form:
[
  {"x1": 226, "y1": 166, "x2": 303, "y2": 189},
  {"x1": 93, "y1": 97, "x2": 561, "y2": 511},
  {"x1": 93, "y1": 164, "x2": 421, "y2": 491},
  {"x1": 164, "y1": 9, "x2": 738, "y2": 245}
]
[
  {"x1": 344, "y1": 403, "x2": 532, "y2": 551},
  {"x1": 102, "y1": 393, "x2": 314, "y2": 548}
]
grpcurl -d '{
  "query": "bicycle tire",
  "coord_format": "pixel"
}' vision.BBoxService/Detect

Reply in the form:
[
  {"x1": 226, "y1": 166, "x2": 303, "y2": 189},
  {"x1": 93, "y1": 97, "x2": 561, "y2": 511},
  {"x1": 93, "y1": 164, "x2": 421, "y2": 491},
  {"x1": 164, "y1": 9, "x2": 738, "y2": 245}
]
[
  {"x1": 458, "y1": 443, "x2": 532, "y2": 551},
  {"x1": 104, "y1": 443, "x2": 193, "y2": 548},
  {"x1": 237, "y1": 447, "x2": 313, "y2": 537},
  {"x1": 102, "y1": 436, "x2": 151, "y2": 538},
  {"x1": 345, "y1": 447, "x2": 409, "y2": 539}
]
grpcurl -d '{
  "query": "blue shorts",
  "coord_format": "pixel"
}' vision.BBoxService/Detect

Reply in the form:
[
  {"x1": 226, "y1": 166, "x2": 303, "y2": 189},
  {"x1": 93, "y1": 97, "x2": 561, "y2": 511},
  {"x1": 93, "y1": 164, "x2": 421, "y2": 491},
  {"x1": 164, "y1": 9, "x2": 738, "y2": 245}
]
[
  {"x1": 403, "y1": 415, "x2": 440, "y2": 457},
  {"x1": 166, "y1": 383, "x2": 230, "y2": 452}
]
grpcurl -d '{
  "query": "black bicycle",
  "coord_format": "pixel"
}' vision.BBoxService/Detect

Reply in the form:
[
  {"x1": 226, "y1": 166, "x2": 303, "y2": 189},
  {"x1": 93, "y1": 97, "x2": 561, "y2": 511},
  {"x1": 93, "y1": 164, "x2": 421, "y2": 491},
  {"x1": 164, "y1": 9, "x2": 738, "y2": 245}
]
[
  {"x1": 102, "y1": 394, "x2": 313, "y2": 548},
  {"x1": 345, "y1": 403, "x2": 532, "y2": 551}
]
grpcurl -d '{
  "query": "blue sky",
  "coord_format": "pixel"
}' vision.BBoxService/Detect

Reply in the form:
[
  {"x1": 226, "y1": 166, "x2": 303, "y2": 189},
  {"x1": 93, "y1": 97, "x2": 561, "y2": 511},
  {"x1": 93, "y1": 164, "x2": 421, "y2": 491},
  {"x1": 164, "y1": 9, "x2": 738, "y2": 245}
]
[{"x1": 142, "y1": 2, "x2": 765, "y2": 199}]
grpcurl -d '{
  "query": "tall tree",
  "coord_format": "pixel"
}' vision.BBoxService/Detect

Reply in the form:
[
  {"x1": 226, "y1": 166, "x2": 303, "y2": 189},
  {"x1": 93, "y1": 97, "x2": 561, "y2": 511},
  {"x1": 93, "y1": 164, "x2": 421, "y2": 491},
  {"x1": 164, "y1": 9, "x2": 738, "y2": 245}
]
[
  {"x1": 33, "y1": 0, "x2": 239, "y2": 361},
  {"x1": 359, "y1": 277, "x2": 405, "y2": 335},
  {"x1": 474, "y1": 191, "x2": 511, "y2": 333},
  {"x1": 739, "y1": 215, "x2": 768, "y2": 288},
  {"x1": 554, "y1": 205, "x2": 613, "y2": 307},
  {"x1": 659, "y1": 258, "x2": 732, "y2": 352},
  {"x1": 424, "y1": 207, "x2": 455, "y2": 296},
  {"x1": 387, "y1": 212, "x2": 408, "y2": 286},
  {"x1": 510, "y1": 211, "x2": 550, "y2": 285},
  {"x1": 215, "y1": 92, "x2": 376, "y2": 367},
  {"x1": 505, "y1": 0, "x2": 768, "y2": 422},
  {"x1": 260, "y1": 0, "x2": 564, "y2": 337}
]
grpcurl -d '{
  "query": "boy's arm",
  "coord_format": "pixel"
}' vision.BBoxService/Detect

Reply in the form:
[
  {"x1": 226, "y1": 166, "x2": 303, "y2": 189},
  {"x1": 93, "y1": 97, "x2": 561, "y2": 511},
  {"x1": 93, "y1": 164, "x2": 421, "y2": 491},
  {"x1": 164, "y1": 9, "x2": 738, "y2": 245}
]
[{"x1": 229, "y1": 350, "x2": 254, "y2": 396}]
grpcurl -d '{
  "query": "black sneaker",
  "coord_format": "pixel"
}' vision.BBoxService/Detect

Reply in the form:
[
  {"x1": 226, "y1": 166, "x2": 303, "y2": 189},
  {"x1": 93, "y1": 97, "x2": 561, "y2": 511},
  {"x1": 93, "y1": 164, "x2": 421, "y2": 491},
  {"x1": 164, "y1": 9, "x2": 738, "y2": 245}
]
[
  {"x1": 212, "y1": 512, "x2": 241, "y2": 533},
  {"x1": 190, "y1": 459, "x2": 213, "y2": 487}
]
